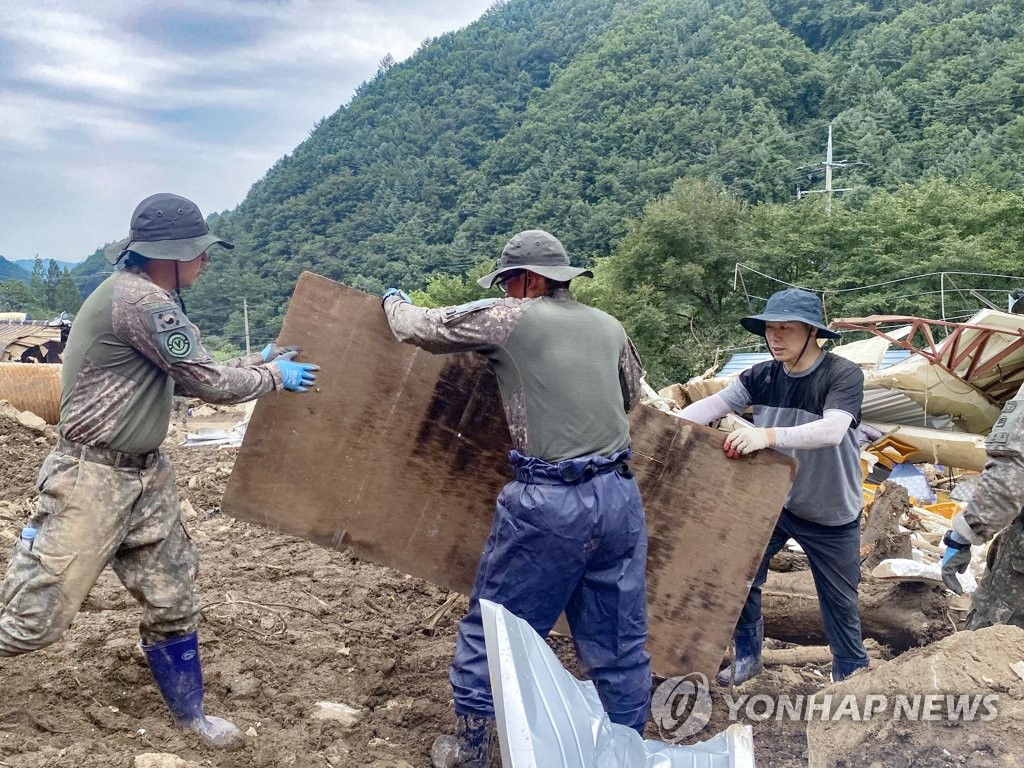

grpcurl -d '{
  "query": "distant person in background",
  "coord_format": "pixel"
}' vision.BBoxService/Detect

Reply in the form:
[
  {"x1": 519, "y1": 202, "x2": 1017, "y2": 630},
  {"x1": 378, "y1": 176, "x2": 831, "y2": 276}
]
[
  {"x1": 676, "y1": 288, "x2": 870, "y2": 684},
  {"x1": 382, "y1": 230, "x2": 651, "y2": 767},
  {"x1": 941, "y1": 381, "x2": 1024, "y2": 628},
  {"x1": 0, "y1": 193, "x2": 319, "y2": 749}
]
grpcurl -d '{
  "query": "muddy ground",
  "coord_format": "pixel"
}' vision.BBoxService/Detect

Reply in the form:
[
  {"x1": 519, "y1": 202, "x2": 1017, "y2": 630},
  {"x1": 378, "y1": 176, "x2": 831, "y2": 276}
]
[{"x1": 0, "y1": 404, "x2": 1019, "y2": 767}]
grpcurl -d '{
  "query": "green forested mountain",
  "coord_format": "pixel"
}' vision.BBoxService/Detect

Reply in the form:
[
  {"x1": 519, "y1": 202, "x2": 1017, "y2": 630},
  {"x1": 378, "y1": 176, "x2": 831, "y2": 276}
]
[
  {"x1": 68, "y1": 0, "x2": 1024, "y2": 384},
  {"x1": 0, "y1": 255, "x2": 83, "y2": 318},
  {"x1": 0, "y1": 257, "x2": 30, "y2": 285}
]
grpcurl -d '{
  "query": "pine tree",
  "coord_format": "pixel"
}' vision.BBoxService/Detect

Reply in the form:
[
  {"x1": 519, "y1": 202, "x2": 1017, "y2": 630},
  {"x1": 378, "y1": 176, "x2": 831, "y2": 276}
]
[
  {"x1": 29, "y1": 256, "x2": 44, "y2": 302},
  {"x1": 54, "y1": 268, "x2": 82, "y2": 313}
]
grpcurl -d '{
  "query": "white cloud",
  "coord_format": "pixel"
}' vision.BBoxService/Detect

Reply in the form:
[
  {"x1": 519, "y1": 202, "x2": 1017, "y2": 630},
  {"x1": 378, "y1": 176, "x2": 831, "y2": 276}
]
[
  {"x1": 0, "y1": 91, "x2": 161, "y2": 148},
  {"x1": 0, "y1": 0, "x2": 496, "y2": 263},
  {"x1": 4, "y1": 7, "x2": 178, "y2": 100}
]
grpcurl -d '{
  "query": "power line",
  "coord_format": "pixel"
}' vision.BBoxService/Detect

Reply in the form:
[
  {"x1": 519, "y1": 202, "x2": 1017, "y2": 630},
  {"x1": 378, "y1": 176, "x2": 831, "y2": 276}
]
[
  {"x1": 734, "y1": 265, "x2": 1024, "y2": 295},
  {"x1": 734, "y1": 265, "x2": 1024, "y2": 323}
]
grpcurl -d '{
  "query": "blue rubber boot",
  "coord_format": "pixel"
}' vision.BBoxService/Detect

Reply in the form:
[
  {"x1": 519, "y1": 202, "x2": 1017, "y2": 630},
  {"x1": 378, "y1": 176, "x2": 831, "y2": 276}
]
[
  {"x1": 142, "y1": 631, "x2": 243, "y2": 749},
  {"x1": 715, "y1": 619, "x2": 764, "y2": 686},
  {"x1": 831, "y1": 656, "x2": 869, "y2": 682},
  {"x1": 431, "y1": 713, "x2": 497, "y2": 767}
]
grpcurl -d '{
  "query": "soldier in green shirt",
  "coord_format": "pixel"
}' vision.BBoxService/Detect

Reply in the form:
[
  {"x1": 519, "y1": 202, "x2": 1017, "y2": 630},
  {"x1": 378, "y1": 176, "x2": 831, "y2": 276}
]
[
  {"x1": 0, "y1": 193, "x2": 319, "y2": 749},
  {"x1": 383, "y1": 230, "x2": 651, "y2": 767}
]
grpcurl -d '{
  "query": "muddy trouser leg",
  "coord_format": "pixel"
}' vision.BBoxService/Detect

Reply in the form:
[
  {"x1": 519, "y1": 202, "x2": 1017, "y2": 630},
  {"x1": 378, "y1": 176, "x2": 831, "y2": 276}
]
[
  {"x1": 564, "y1": 471, "x2": 651, "y2": 735},
  {"x1": 109, "y1": 457, "x2": 238, "y2": 748},
  {"x1": 450, "y1": 480, "x2": 591, "y2": 719},
  {"x1": 789, "y1": 511, "x2": 868, "y2": 667},
  {"x1": 966, "y1": 517, "x2": 1024, "y2": 630},
  {"x1": 0, "y1": 452, "x2": 141, "y2": 656},
  {"x1": 109, "y1": 455, "x2": 199, "y2": 644}
]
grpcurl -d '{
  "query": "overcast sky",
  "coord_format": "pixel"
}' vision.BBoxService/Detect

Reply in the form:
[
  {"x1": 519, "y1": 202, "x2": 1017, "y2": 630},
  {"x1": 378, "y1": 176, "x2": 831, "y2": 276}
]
[{"x1": 0, "y1": 0, "x2": 495, "y2": 265}]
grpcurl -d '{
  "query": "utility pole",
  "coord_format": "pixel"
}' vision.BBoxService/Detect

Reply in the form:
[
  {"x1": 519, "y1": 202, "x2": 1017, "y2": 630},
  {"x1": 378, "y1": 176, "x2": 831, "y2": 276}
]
[
  {"x1": 242, "y1": 298, "x2": 251, "y2": 355},
  {"x1": 824, "y1": 122, "x2": 837, "y2": 212},
  {"x1": 795, "y1": 121, "x2": 858, "y2": 212}
]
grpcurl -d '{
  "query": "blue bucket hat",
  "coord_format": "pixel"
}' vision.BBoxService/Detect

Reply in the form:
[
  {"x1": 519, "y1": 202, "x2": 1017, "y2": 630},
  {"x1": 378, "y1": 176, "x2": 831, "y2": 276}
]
[{"x1": 740, "y1": 288, "x2": 839, "y2": 340}]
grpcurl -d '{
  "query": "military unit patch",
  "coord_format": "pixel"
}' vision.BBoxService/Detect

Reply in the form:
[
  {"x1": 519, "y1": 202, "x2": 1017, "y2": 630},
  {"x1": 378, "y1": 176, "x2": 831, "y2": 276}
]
[{"x1": 146, "y1": 303, "x2": 200, "y2": 364}]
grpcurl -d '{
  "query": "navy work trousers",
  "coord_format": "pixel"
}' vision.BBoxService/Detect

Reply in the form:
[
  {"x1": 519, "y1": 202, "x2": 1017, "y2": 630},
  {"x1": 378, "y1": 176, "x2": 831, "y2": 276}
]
[
  {"x1": 451, "y1": 449, "x2": 652, "y2": 733},
  {"x1": 738, "y1": 507, "x2": 868, "y2": 666}
]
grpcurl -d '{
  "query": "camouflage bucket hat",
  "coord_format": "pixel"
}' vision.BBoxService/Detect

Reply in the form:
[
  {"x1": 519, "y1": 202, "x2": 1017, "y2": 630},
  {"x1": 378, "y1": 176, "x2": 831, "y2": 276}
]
[
  {"x1": 740, "y1": 288, "x2": 840, "y2": 339},
  {"x1": 477, "y1": 230, "x2": 593, "y2": 289},
  {"x1": 105, "y1": 193, "x2": 234, "y2": 264}
]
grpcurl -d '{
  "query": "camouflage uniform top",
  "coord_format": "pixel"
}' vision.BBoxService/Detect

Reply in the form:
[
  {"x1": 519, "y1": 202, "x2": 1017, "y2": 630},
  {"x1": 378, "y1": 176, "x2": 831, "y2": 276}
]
[
  {"x1": 952, "y1": 380, "x2": 1024, "y2": 544},
  {"x1": 383, "y1": 289, "x2": 644, "y2": 463},
  {"x1": 59, "y1": 268, "x2": 284, "y2": 455}
]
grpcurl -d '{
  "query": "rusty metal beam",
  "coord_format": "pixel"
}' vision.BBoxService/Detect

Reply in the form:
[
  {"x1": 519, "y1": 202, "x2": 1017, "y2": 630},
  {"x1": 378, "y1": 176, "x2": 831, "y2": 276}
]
[{"x1": 832, "y1": 315, "x2": 1024, "y2": 403}]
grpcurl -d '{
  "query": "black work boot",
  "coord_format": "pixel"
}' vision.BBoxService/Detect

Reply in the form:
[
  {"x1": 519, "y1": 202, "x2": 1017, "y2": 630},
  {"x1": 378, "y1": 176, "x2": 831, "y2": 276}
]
[
  {"x1": 431, "y1": 713, "x2": 497, "y2": 768},
  {"x1": 715, "y1": 618, "x2": 764, "y2": 686}
]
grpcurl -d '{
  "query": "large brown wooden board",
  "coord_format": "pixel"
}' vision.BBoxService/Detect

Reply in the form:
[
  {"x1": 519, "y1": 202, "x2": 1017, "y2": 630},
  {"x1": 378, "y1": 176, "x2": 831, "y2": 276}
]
[{"x1": 222, "y1": 272, "x2": 797, "y2": 677}]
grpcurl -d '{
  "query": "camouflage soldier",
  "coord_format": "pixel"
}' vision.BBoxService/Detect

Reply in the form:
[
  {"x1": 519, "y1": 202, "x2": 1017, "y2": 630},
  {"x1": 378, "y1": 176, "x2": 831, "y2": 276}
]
[
  {"x1": 0, "y1": 193, "x2": 319, "y2": 748},
  {"x1": 382, "y1": 230, "x2": 651, "y2": 768},
  {"x1": 942, "y1": 382, "x2": 1024, "y2": 628}
]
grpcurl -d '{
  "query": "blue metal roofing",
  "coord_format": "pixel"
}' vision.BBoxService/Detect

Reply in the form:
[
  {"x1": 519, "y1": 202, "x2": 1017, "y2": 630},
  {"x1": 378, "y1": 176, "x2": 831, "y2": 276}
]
[
  {"x1": 718, "y1": 353, "x2": 771, "y2": 376},
  {"x1": 881, "y1": 349, "x2": 913, "y2": 368}
]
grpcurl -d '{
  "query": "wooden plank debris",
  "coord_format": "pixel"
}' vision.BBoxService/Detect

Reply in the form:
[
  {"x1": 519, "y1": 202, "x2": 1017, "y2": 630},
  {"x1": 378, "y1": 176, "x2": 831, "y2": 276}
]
[
  {"x1": 222, "y1": 272, "x2": 797, "y2": 678},
  {"x1": 763, "y1": 644, "x2": 884, "y2": 667}
]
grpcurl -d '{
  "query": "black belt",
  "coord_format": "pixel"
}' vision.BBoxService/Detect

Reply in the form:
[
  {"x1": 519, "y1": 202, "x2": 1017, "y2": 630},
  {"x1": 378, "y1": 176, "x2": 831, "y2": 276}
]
[{"x1": 57, "y1": 437, "x2": 160, "y2": 469}]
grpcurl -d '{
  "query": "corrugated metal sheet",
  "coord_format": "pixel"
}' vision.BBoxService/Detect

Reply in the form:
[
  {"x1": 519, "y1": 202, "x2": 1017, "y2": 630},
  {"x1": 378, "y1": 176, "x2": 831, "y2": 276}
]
[
  {"x1": 861, "y1": 389, "x2": 953, "y2": 430},
  {"x1": 881, "y1": 350, "x2": 912, "y2": 368}
]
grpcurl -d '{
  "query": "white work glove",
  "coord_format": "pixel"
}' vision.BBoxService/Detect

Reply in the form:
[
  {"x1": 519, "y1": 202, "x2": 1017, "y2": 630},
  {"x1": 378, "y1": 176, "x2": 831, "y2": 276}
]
[{"x1": 724, "y1": 427, "x2": 772, "y2": 459}]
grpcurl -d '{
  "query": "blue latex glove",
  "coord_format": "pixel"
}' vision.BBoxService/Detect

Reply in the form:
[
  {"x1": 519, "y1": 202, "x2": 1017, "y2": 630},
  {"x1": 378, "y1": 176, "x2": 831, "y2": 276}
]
[
  {"x1": 382, "y1": 287, "x2": 412, "y2": 305},
  {"x1": 273, "y1": 351, "x2": 319, "y2": 392},
  {"x1": 261, "y1": 343, "x2": 299, "y2": 363},
  {"x1": 941, "y1": 529, "x2": 972, "y2": 594}
]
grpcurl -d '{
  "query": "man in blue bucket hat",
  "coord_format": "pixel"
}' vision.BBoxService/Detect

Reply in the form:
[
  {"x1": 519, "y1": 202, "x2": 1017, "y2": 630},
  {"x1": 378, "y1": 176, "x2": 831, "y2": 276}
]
[{"x1": 677, "y1": 287, "x2": 870, "y2": 684}]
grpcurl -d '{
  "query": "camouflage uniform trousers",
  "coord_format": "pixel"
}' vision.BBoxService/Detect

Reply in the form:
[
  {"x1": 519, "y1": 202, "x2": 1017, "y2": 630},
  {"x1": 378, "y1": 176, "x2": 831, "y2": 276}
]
[
  {"x1": 966, "y1": 514, "x2": 1024, "y2": 630},
  {"x1": 0, "y1": 449, "x2": 199, "y2": 655}
]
